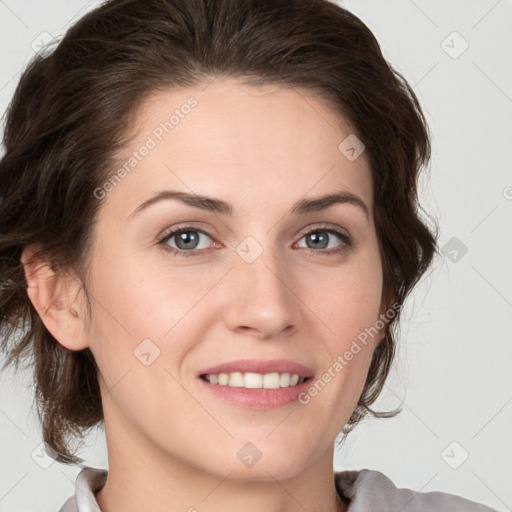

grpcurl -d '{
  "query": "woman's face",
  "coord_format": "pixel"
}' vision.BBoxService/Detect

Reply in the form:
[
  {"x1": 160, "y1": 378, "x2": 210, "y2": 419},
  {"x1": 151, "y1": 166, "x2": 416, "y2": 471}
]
[{"x1": 82, "y1": 77, "x2": 384, "y2": 480}]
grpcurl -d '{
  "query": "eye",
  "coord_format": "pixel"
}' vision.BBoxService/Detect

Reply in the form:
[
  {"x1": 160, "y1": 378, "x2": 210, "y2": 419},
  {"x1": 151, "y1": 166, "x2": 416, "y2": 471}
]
[
  {"x1": 158, "y1": 223, "x2": 352, "y2": 258},
  {"x1": 158, "y1": 227, "x2": 214, "y2": 257},
  {"x1": 295, "y1": 224, "x2": 352, "y2": 255}
]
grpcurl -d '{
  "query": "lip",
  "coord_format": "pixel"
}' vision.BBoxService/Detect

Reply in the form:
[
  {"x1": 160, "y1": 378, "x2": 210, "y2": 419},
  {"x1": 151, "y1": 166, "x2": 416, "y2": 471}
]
[
  {"x1": 198, "y1": 374, "x2": 314, "y2": 409},
  {"x1": 197, "y1": 358, "x2": 315, "y2": 378}
]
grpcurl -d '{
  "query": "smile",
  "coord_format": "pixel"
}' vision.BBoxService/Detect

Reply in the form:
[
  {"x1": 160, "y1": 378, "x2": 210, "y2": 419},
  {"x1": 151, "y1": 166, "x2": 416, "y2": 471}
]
[{"x1": 201, "y1": 372, "x2": 308, "y2": 389}]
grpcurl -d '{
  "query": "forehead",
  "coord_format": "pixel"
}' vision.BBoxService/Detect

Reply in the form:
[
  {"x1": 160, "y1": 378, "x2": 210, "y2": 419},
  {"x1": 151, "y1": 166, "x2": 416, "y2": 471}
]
[{"x1": 102, "y1": 77, "x2": 373, "y2": 219}]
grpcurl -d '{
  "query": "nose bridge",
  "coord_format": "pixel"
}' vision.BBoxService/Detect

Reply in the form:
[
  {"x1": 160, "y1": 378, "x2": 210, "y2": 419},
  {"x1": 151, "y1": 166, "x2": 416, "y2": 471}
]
[{"x1": 223, "y1": 236, "x2": 301, "y2": 338}]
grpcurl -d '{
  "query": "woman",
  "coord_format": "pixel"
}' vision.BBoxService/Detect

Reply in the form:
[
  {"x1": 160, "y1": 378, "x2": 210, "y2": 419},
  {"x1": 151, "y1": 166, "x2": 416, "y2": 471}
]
[{"x1": 0, "y1": 0, "x2": 500, "y2": 510}]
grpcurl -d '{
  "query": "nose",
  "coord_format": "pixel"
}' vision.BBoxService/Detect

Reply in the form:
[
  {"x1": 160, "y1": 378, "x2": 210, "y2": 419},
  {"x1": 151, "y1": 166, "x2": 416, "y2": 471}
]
[{"x1": 222, "y1": 247, "x2": 302, "y2": 340}]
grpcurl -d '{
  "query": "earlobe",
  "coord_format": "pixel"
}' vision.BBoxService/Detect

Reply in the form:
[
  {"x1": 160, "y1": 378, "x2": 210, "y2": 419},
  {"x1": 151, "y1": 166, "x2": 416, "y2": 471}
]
[{"x1": 21, "y1": 244, "x2": 90, "y2": 351}]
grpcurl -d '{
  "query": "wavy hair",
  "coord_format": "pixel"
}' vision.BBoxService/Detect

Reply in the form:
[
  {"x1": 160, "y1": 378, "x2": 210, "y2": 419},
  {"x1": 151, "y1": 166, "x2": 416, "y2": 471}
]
[{"x1": 0, "y1": 0, "x2": 438, "y2": 464}]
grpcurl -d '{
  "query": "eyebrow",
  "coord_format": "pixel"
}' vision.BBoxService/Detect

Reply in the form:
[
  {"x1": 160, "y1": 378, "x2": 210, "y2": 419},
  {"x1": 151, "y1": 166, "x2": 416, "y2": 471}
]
[{"x1": 128, "y1": 189, "x2": 370, "y2": 220}]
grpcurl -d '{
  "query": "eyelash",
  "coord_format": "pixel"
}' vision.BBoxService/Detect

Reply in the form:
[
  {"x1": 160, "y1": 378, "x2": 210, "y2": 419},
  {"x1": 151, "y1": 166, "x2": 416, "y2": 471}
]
[{"x1": 157, "y1": 223, "x2": 352, "y2": 258}]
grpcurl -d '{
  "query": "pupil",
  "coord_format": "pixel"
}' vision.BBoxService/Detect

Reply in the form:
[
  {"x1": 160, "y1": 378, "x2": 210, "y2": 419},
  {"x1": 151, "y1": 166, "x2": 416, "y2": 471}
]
[
  {"x1": 309, "y1": 231, "x2": 327, "y2": 249},
  {"x1": 178, "y1": 231, "x2": 198, "y2": 249}
]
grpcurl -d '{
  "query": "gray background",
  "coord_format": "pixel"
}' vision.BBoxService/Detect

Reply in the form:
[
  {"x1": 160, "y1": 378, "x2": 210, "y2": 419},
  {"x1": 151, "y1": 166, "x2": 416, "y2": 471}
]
[{"x1": 0, "y1": 1, "x2": 511, "y2": 511}]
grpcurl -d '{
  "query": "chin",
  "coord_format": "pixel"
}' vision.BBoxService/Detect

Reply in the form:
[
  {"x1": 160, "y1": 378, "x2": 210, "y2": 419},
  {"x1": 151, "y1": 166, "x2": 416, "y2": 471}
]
[
  {"x1": 203, "y1": 438, "x2": 316, "y2": 483},
  {"x1": 222, "y1": 458, "x2": 311, "y2": 483}
]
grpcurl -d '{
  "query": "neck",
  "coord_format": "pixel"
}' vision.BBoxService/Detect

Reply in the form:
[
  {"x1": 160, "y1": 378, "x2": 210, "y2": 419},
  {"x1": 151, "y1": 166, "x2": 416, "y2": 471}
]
[{"x1": 96, "y1": 466, "x2": 347, "y2": 512}]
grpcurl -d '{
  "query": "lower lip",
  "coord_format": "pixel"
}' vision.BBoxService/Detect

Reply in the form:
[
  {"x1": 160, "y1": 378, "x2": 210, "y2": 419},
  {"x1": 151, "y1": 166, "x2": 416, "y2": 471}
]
[{"x1": 198, "y1": 376, "x2": 313, "y2": 409}]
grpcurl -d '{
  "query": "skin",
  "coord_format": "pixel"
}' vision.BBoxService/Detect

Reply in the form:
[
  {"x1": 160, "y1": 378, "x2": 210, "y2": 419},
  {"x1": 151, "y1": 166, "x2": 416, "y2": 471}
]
[{"x1": 23, "y1": 77, "x2": 386, "y2": 512}]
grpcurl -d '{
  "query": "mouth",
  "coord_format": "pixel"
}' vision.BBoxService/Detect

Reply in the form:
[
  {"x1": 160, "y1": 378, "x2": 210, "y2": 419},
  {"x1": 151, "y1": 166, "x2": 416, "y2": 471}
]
[
  {"x1": 198, "y1": 372, "x2": 314, "y2": 409},
  {"x1": 200, "y1": 372, "x2": 312, "y2": 389},
  {"x1": 196, "y1": 358, "x2": 315, "y2": 408}
]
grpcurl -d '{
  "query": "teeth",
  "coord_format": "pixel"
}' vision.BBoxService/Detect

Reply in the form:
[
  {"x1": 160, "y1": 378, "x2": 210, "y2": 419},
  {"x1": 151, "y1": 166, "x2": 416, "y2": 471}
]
[{"x1": 204, "y1": 372, "x2": 305, "y2": 389}]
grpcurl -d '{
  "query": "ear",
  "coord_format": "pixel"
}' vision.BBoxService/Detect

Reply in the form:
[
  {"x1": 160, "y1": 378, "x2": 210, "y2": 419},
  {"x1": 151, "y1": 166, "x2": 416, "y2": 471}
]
[{"x1": 21, "y1": 244, "x2": 90, "y2": 351}]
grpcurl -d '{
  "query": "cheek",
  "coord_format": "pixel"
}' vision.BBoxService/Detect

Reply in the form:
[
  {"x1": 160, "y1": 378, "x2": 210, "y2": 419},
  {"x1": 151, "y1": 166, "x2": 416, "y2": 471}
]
[
  {"x1": 84, "y1": 251, "x2": 219, "y2": 381},
  {"x1": 310, "y1": 248, "x2": 383, "y2": 343},
  {"x1": 86, "y1": 240, "x2": 192, "y2": 334},
  {"x1": 301, "y1": 266, "x2": 381, "y2": 431}
]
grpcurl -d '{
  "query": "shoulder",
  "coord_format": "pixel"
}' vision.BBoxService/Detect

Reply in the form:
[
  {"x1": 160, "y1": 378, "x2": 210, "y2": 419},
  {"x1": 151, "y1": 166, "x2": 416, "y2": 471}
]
[{"x1": 335, "y1": 468, "x2": 500, "y2": 512}]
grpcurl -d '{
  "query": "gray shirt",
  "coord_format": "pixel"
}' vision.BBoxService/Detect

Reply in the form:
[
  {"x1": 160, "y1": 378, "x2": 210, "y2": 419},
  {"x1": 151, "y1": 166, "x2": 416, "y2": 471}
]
[{"x1": 58, "y1": 466, "x2": 500, "y2": 511}]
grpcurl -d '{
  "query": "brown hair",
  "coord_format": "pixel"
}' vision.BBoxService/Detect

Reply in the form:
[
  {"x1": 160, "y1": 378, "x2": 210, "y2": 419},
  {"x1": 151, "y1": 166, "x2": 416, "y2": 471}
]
[{"x1": 0, "y1": 0, "x2": 437, "y2": 464}]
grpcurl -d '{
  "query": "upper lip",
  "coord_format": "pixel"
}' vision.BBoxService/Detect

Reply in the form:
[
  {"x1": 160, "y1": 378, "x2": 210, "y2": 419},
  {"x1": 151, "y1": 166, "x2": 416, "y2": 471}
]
[{"x1": 198, "y1": 359, "x2": 314, "y2": 378}]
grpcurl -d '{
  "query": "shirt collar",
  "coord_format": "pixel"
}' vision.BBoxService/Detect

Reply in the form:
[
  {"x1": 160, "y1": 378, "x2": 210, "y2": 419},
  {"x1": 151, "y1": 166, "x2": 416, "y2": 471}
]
[{"x1": 73, "y1": 467, "x2": 107, "y2": 512}]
